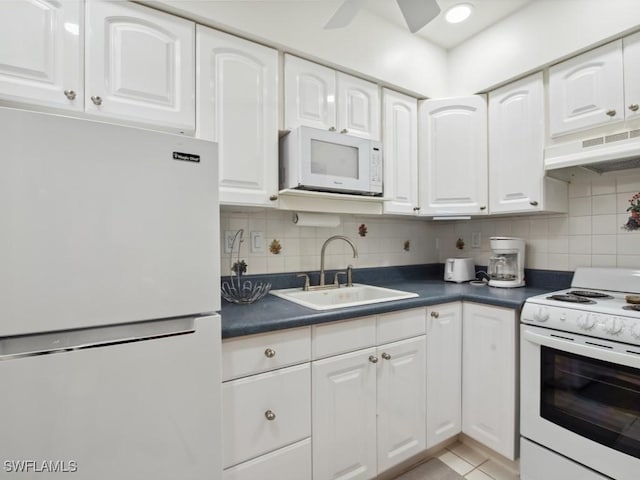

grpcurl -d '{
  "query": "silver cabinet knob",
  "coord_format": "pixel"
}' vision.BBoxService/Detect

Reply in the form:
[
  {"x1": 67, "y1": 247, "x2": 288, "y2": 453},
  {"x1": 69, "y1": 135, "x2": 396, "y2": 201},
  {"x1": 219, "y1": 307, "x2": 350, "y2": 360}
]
[
  {"x1": 606, "y1": 109, "x2": 616, "y2": 117},
  {"x1": 629, "y1": 104, "x2": 639, "y2": 112},
  {"x1": 381, "y1": 352, "x2": 391, "y2": 360},
  {"x1": 63, "y1": 90, "x2": 76, "y2": 100},
  {"x1": 480, "y1": 206, "x2": 487, "y2": 211},
  {"x1": 368, "y1": 355, "x2": 378, "y2": 364},
  {"x1": 413, "y1": 207, "x2": 420, "y2": 212},
  {"x1": 269, "y1": 194, "x2": 278, "y2": 201},
  {"x1": 264, "y1": 348, "x2": 276, "y2": 358},
  {"x1": 91, "y1": 96, "x2": 103, "y2": 106},
  {"x1": 530, "y1": 200, "x2": 539, "y2": 206},
  {"x1": 328, "y1": 126, "x2": 336, "y2": 132},
  {"x1": 340, "y1": 128, "x2": 348, "y2": 134},
  {"x1": 265, "y1": 410, "x2": 276, "y2": 421},
  {"x1": 430, "y1": 311, "x2": 439, "y2": 318}
]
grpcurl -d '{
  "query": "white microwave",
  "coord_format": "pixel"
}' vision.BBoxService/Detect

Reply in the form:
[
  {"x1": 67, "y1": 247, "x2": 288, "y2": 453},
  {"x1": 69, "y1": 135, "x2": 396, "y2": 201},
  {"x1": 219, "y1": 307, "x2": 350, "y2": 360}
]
[{"x1": 280, "y1": 126, "x2": 383, "y2": 196}]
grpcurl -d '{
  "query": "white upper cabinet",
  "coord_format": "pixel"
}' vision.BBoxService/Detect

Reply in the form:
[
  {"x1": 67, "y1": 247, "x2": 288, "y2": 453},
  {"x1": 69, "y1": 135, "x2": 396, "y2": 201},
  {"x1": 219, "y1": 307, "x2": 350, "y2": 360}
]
[
  {"x1": 85, "y1": 0, "x2": 195, "y2": 133},
  {"x1": 419, "y1": 96, "x2": 488, "y2": 215},
  {"x1": 382, "y1": 89, "x2": 419, "y2": 215},
  {"x1": 623, "y1": 31, "x2": 640, "y2": 121},
  {"x1": 196, "y1": 25, "x2": 279, "y2": 207},
  {"x1": 284, "y1": 54, "x2": 380, "y2": 140},
  {"x1": 548, "y1": 40, "x2": 624, "y2": 137},
  {"x1": 284, "y1": 55, "x2": 335, "y2": 132},
  {"x1": 490, "y1": 72, "x2": 567, "y2": 214},
  {"x1": 0, "y1": 0, "x2": 83, "y2": 111},
  {"x1": 336, "y1": 72, "x2": 380, "y2": 139}
]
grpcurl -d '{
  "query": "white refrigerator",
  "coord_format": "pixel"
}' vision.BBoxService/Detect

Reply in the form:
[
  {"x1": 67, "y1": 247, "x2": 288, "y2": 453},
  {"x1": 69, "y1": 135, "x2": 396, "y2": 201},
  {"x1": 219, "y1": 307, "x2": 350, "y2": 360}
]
[{"x1": 0, "y1": 107, "x2": 221, "y2": 479}]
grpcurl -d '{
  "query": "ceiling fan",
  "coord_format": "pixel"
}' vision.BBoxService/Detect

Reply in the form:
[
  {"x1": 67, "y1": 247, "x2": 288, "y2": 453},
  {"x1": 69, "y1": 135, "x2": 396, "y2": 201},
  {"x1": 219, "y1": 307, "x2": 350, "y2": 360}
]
[{"x1": 324, "y1": 0, "x2": 441, "y2": 33}]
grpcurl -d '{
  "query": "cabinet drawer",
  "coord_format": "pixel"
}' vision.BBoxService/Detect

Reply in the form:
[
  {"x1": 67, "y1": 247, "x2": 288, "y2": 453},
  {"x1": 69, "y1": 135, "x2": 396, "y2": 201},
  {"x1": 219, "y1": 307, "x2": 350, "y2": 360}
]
[
  {"x1": 222, "y1": 326, "x2": 310, "y2": 381},
  {"x1": 311, "y1": 315, "x2": 376, "y2": 359},
  {"x1": 222, "y1": 363, "x2": 311, "y2": 468},
  {"x1": 223, "y1": 438, "x2": 311, "y2": 480},
  {"x1": 377, "y1": 308, "x2": 425, "y2": 344}
]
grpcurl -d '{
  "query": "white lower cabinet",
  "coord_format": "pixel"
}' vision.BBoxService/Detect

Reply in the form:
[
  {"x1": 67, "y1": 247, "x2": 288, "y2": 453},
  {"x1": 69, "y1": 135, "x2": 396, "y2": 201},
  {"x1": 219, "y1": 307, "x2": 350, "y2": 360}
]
[
  {"x1": 221, "y1": 329, "x2": 312, "y2": 479},
  {"x1": 426, "y1": 302, "x2": 462, "y2": 448},
  {"x1": 222, "y1": 438, "x2": 311, "y2": 480},
  {"x1": 312, "y1": 347, "x2": 378, "y2": 480},
  {"x1": 462, "y1": 302, "x2": 517, "y2": 460},
  {"x1": 312, "y1": 309, "x2": 426, "y2": 480}
]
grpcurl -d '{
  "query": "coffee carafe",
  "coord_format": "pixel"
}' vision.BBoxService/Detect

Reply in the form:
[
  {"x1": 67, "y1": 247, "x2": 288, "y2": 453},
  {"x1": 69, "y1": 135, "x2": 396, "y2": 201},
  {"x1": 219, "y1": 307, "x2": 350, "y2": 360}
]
[{"x1": 488, "y1": 237, "x2": 525, "y2": 288}]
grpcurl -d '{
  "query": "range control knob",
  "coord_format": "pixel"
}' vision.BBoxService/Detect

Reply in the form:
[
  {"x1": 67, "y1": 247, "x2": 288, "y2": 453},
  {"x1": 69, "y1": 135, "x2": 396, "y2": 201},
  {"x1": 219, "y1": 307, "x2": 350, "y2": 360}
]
[
  {"x1": 630, "y1": 323, "x2": 640, "y2": 340},
  {"x1": 604, "y1": 317, "x2": 623, "y2": 335},
  {"x1": 577, "y1": 314, "x2": 596, "y2": 330},
  {"x1": 534, "y1": 307, "x2": 550, "y2": 322}
]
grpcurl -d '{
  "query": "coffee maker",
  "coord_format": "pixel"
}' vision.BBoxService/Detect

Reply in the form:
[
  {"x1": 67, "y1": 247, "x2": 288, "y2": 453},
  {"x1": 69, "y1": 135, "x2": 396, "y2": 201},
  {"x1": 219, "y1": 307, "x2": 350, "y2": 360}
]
[{"x1": 488, "y1": 237, "x2": 525, "y2": 288}]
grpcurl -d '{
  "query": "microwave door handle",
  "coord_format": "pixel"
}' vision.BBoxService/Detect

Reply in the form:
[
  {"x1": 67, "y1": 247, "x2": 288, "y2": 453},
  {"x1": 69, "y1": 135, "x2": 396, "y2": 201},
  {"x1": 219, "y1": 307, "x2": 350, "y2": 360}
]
[{"x1": 522, "y1": 327, "x2": 639, "y2": 368}]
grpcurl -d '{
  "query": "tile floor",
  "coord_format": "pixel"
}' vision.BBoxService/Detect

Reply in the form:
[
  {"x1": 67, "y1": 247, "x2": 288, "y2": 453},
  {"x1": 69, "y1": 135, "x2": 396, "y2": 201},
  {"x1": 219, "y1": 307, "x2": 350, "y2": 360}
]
[{"x1": 394, "y1": 441, "x2": 519, "y2": 480}]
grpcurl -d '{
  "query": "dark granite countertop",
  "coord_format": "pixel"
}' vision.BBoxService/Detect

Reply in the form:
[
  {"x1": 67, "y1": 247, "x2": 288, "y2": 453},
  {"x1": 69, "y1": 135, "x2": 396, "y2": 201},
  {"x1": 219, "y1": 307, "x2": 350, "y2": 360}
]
[{"x1": 221, "y1": 265, "x2": 570, "y2": 338}]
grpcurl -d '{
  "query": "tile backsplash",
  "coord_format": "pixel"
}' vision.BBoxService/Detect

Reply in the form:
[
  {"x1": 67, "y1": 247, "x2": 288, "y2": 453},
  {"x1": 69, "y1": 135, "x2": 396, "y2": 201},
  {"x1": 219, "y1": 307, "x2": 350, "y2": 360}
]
[
  {"x1": 220, "y1": 173, "x2": 640, "y2": 276},
  {"x1": 436, "y1": 173, "x2": 640, "y2": 271},
  {"x1": 220, "y1": 208, "x2": 438, "y2": 276}
]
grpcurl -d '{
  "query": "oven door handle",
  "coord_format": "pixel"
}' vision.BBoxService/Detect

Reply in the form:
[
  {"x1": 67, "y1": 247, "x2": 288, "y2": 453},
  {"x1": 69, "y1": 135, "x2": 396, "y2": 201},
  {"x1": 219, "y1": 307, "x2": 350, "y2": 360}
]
[{"x1": 523, "y1": 328, "x2": 640, "y2": 369}]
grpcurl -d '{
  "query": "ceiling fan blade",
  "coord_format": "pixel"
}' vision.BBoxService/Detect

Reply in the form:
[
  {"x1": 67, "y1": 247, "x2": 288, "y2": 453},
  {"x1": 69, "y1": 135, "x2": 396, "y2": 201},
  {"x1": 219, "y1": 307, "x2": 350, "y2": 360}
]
[
  {"x1": 324, "y1": 0, "x2": 365, "y2": 29},
  {"x1": 396, "y1": 0, "x2": 441, "y2": 33}
]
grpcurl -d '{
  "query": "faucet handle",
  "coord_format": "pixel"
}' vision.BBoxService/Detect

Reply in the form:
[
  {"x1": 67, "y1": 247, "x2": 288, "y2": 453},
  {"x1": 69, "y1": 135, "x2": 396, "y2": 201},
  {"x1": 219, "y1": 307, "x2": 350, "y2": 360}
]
[
  {"x1": 297, "y1": 273, "x2": 310, "y2": 291},
  {"x1": 346, "y1": 264, "x2": 354, "y2": 287},
  {"x1": 333, "y1": 271, "x2": 346, "y2": 286}
]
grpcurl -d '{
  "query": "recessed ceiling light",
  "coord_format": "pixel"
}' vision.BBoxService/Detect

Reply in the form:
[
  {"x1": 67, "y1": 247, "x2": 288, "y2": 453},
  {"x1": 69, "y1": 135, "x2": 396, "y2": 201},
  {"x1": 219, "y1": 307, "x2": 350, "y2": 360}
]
[{"x1": 445, "y1": 3, "x2": 474, "y2": 24}]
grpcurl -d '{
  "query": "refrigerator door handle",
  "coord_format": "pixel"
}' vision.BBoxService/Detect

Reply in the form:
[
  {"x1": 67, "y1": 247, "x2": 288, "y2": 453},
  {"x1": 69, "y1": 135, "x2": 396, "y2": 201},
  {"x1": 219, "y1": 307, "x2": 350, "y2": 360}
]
[{"x1": 0, "y1": 317, "x2": 196, "y2": 359}]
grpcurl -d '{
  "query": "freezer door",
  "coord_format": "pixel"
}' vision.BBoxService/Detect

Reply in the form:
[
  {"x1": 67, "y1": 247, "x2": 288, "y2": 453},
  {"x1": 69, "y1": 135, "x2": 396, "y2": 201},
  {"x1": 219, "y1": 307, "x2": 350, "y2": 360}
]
[
  {"x1": 0, "y1": 107, "x2": 220, "y2": 336},
  {"x1": 0, "y1": 315, "x2": 221, "y2": 480}
]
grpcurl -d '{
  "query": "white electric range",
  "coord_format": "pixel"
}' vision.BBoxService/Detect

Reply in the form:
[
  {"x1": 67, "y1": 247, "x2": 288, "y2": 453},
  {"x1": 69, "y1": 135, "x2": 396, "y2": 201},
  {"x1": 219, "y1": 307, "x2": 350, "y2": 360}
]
[{"x1": 520, "y1": 267, "x2": 640, "y2": 480}]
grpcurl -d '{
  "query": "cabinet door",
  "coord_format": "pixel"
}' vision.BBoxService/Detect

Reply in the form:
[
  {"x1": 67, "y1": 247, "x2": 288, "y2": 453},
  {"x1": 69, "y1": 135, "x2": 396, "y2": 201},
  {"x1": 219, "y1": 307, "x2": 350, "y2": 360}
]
[
  {"x1": 462, "y1": 303, "x2": 517, "y2": 460},
  {"x1": 284, "y1": 54, "x2": 336, "y2": 131},
  {"x1": 312, "y1": 348, "x2": 377, "y2": 480},
  {"x1": 377, "y1": 336, "x2": 426, "y2": 473},
  {"x1": 0, "y1": 0, "x2": 82, "y2": 111},
  {"x1": 623, "y1": 32, "x2": 640, "y2": 121},
  {"x1": 489, "y1": 73, "x2": 545, "y2": 214},
  {"x1": 426, "y1": 303, "x2": 462, "y2": 448},
  {"x1": 419, "y1": 96, "x2": 488, "y2": 215},
  {"x1": 197, "y1": 26, "x2": 279, "y2": 207},
  {"x1": 548, "y1": 40, "x2": 624, "y2": 137},
  {"x1": 85, "y1": 0, "x2": 195, "y2": 133},
  {"x1": 382, "y1": 89, "x2": 419, "y2": 215},
  {"x1": 223, "y1": 439, "x2": 311, "y2": 480},
  {"x1": 337, "y1": 72, "x2": 380, "y2": 140}
]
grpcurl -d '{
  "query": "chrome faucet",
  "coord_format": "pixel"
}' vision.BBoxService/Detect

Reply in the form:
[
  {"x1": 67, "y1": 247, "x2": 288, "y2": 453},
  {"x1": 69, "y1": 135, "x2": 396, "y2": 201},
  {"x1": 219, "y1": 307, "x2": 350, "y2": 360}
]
[{"x1": 319, "y1": 235, "x2": 358, "y2": 286}]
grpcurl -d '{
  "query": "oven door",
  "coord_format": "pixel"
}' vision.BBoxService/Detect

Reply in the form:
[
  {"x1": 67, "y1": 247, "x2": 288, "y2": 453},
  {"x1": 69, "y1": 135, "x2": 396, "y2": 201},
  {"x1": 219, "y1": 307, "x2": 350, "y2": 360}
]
[{"x1": 521, "y1": 324, "x2": 640, "y2": 480}]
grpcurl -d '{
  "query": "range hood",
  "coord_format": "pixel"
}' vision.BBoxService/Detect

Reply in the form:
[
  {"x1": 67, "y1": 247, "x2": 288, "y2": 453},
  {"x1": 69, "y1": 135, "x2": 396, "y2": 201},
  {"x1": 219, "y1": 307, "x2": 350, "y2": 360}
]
[{"x1": 545, "y1": 127, "x2": 640, "y2": 174}]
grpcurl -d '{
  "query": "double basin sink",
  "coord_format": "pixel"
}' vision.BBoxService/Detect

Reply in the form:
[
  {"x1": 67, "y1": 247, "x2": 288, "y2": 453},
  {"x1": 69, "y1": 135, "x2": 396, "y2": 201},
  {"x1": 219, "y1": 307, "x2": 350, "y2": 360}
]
[{"x1": 270, "y1": 284, "x2": 418, "y2": 311}]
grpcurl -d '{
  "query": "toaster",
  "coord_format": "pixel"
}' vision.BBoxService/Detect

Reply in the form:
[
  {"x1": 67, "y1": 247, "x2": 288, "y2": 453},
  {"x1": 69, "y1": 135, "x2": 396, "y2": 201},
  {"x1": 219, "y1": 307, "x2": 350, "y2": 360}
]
[{"x1": 444, "y1": 257, "x2": 475, "y2": 283}]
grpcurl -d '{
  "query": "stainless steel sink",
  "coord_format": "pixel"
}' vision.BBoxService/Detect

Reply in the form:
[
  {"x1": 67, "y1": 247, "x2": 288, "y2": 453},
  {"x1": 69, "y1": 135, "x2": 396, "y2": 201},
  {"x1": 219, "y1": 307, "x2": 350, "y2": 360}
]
[{"x1": 270, "y1": 284, "x2": 418, "y2": 310}]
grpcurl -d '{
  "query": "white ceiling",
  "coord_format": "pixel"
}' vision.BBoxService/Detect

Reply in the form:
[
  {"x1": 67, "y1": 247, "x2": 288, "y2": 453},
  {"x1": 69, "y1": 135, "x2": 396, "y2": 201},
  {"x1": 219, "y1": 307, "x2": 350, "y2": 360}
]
[{"x1": 364, "y1": 0, "x2": 533, "y2": 50}]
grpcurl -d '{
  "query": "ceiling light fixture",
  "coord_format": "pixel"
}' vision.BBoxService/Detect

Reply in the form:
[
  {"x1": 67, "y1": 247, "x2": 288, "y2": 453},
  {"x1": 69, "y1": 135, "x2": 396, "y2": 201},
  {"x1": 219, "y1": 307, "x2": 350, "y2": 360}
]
[{"x1": 445, "y1": 3, "x2": 474, "y2": 24}]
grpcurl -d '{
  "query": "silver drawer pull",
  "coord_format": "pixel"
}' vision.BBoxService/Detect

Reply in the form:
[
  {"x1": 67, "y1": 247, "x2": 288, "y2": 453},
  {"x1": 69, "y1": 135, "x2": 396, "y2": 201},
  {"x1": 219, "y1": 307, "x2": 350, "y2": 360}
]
[
  {"x1": 91, "y1": 95, "x2": 103, "y2": 106},
  {"x1": 63, "y1": 89, "x2": 76, "y2": 100},
  {"x1": 381, "y1": 352, "x2": 391, "y2": 360},
  {"x1": 368, "y1": 355, "x2": 378, "y2": 364},
  {"x1": 265, "y1": 410, "x2": 276, "y2": 421},
  {"x1": 264, "y1": 348, "x2": 276, "y2": 358},
  {"x1": 629, "y1": 104, "x2": 639, "y2": 112},
  {"x1": 606, "y1": 109, "x2": 616, "y2": 117},
  {"x1": 430, "y1": 311, "x2": 439, "y2": 318}
]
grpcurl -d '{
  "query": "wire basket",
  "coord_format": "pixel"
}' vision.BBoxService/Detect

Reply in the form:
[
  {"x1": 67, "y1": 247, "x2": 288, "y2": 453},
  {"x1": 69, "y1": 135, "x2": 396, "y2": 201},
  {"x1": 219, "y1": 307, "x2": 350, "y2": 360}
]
[{"x1": 221, "y1": 229, "x2": 271, "y2": 304}]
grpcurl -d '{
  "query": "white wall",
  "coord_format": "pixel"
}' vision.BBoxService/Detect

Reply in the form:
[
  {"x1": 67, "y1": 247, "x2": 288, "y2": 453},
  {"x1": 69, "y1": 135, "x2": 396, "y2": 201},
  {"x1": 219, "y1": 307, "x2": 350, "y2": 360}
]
[
  {"x1": 448, "y1": 0, "x2": 640, "y2": 95},
  {"x1": 148, "y1": 0, "x2": 448, "y2": 98}
]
